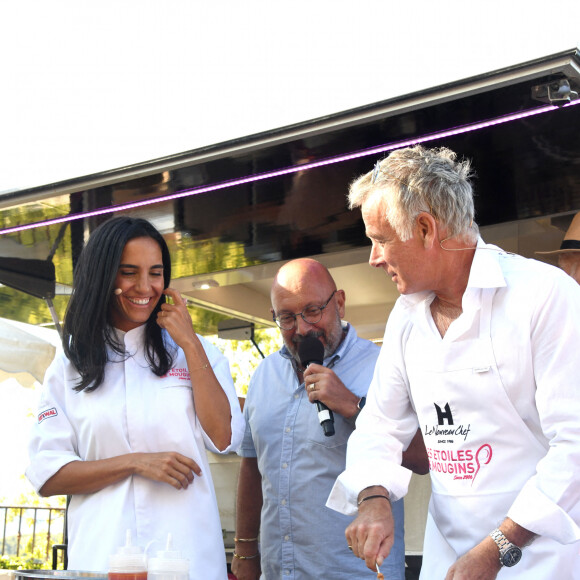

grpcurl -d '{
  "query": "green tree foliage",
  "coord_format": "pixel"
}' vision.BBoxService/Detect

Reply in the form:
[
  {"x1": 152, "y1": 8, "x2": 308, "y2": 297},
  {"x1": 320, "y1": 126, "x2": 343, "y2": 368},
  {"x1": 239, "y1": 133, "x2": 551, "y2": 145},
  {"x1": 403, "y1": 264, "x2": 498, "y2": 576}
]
[
  {"x1": 208, "y1": 327, "x2": 281, "y2": 395},
  {"x1": 169, "y1": 234, "x2": 259, "y2": 280},
  {"x1": 0, "y1": 499, "x2": 65, "y2": 571},
  {"x1": 0, "y1": 201, "x2": 73, "y2": 326},
  {"x1": 0, "y1": 553, "x2": 45, "y2": 570},
  {"x1": 0, "y1": 287, "x2": 69, "y2": 328}
]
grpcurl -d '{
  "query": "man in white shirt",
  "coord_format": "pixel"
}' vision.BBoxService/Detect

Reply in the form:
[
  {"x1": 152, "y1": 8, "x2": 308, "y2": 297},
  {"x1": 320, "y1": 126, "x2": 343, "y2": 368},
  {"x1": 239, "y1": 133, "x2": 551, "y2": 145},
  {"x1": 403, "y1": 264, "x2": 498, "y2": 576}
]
[{"x1": 326, "y1": 145, "x2": 580, "y2": 579}]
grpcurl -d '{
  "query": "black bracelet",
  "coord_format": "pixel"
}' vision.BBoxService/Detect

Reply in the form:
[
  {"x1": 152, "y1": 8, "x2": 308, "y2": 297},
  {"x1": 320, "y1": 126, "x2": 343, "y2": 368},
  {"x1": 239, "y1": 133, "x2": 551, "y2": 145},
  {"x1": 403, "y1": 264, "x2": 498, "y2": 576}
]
[{"x1": 357, "y1": 494, "x2": 391, "y2": 507}]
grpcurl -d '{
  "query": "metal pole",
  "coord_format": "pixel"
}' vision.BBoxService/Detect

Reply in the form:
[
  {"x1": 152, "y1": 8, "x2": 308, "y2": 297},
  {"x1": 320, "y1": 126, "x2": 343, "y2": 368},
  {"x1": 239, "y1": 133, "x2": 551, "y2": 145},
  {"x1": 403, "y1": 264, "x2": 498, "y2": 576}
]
[
  {"x1": 47, "y1": 509, "x2": 53, "y2": 560},
  {"x1": 1, "y1": 507, "x2": 7, "y2": 556},
  {"x1": 16, "y1": 508, "x2": 23, "y2": 557},
  {"x1": 31, "y1": 508, "x2": 37, "y2": 555}
]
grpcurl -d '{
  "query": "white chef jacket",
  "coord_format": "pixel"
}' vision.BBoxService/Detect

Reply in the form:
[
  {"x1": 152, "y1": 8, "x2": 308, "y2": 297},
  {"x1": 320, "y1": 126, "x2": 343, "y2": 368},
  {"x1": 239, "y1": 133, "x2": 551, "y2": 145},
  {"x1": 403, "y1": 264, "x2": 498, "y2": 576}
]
[
  {"x1": 327, "y1": 240, "x2": 580, "y2": 577},
  {"x1": 27, "y1": 325, "x2": 245, "y2": 580}
]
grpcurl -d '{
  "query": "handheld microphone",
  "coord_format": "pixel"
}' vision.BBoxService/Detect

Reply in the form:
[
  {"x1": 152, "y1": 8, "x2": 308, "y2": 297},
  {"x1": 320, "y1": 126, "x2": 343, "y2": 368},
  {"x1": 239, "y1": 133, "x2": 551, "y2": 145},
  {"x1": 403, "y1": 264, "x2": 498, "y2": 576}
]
[{"x1": 298, "y1": 335, "x2": 335, "y2": 437}]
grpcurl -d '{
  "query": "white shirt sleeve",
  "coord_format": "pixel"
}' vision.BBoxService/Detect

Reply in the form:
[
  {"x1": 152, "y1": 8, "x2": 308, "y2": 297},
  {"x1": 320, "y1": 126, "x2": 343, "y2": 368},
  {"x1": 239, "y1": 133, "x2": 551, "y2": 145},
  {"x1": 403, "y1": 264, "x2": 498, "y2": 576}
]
[
  {"x1": 196, "y1": 336, "x2": 245, "y2": 454},
  {"x1": 327, "y1": 303, "x2": 416, "y2": 514},
  {"x1": 26, "y1": 352, "x2": 82, "y2": 491},
  {"x1": 506, "y1": 270, "x2": 580, "y2": 543}
]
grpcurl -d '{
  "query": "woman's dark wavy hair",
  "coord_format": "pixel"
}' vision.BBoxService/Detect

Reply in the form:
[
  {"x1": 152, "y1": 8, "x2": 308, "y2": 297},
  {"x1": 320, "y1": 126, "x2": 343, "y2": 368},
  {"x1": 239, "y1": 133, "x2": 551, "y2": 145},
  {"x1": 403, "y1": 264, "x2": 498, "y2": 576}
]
[{"x1": 63, "y1": 217, "x2": 175, "y2": 392}]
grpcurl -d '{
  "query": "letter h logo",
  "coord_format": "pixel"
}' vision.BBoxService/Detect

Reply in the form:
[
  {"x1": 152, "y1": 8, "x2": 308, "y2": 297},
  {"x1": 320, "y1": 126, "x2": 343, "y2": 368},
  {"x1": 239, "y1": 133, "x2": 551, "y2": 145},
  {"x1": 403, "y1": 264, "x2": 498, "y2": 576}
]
[{"x1": 434, "y1": 403, "x2": 454, "y2": 426}]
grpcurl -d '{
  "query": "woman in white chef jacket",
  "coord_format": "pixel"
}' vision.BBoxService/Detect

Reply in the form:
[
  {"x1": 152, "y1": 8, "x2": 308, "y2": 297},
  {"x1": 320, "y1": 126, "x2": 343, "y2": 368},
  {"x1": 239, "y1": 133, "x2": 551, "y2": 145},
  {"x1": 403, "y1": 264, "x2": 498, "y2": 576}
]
[{"x1": 27, "y1": 217, "x2": 245, "y2": 580}]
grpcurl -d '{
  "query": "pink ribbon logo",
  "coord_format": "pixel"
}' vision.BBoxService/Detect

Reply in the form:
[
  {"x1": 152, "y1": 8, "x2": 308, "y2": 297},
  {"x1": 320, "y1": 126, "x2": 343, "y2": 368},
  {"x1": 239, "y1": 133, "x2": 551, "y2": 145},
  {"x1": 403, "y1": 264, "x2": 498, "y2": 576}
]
[{"x1": 472, "y1": 443, "x2": 492, "y2": 486}]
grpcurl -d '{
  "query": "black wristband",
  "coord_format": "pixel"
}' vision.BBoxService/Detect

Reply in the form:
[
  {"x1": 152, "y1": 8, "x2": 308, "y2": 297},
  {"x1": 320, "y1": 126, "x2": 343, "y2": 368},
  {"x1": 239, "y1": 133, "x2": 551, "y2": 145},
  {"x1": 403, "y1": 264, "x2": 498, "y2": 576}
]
[{"x1": 357, "y1": 494, "x2": 391, "y2": 507}]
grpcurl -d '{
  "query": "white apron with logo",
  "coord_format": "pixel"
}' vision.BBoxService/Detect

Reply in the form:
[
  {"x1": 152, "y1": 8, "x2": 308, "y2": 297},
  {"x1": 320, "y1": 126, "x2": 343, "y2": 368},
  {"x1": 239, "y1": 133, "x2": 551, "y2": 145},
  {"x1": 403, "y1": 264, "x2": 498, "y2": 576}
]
[{"x1": 406, "y1": 288, "x2": 580, "y2": 579}]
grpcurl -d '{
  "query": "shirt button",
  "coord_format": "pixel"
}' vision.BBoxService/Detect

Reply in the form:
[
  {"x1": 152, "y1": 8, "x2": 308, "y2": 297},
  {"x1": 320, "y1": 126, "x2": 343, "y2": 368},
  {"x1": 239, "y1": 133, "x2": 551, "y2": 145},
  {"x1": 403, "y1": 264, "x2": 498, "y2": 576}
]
[
  {"x1": 294, "y1": 394, "x2": 299, "y2": 399},
  {"x1": 281, "y1": 499, "x2": 287, "y2": 506},
  {"x1": 282, "y1": 463, "x2": 288, "y2": 469},
  {"x1": 285, "y1": 427, "x2": 291, "y2": 433},
  {"x1": 284, "y1": 570, "x2": 291, "y2": 576},
  {"x1": 284, "y1": 535, "x2": 290, "y2": 541}
]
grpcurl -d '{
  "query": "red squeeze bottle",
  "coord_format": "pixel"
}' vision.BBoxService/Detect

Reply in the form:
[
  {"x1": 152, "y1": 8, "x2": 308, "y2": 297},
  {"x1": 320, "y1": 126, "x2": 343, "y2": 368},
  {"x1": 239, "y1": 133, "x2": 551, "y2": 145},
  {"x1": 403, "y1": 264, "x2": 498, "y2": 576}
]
[{"x1": 108, "y1": 530, "x2": 148, "y2": 580}]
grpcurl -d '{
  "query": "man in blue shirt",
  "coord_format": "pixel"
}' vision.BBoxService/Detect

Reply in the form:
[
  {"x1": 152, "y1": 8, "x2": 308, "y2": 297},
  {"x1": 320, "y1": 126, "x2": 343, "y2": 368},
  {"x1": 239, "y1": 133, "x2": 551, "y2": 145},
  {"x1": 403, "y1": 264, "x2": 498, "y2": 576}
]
[{"x1": 234, "y1": 258, "x2": 424, "y2": 579}]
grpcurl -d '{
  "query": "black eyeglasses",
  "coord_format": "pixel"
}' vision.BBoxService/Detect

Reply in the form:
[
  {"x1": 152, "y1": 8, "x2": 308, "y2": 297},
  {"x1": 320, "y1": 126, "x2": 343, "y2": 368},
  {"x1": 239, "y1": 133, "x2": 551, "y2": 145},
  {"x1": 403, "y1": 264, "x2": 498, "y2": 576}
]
[{"x1": 273, "y1": 290, "x2": 337, "y2": 330}]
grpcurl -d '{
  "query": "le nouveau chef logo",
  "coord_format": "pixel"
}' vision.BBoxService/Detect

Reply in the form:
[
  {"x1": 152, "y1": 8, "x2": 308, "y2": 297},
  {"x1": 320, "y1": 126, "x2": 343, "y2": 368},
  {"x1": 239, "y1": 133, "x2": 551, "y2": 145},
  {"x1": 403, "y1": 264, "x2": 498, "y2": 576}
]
[{"x1": 425, "y1": 402, "x2": 492, "y2": 485}]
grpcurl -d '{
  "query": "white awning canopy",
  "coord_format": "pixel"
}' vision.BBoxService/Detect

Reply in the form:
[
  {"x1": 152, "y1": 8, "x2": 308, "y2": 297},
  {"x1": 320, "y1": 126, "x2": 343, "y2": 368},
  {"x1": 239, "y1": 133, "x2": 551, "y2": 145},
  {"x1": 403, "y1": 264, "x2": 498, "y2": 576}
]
[{"x1": 0, "y1": 317, "x2": 60, "y2": 386}]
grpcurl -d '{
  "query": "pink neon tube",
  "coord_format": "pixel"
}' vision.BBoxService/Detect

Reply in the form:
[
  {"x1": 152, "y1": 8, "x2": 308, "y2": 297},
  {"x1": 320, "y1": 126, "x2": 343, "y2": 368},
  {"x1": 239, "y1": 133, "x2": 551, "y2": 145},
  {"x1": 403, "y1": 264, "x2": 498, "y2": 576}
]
[{"x1": 0, "y1": 99, "x2": 577, "y2": 236}]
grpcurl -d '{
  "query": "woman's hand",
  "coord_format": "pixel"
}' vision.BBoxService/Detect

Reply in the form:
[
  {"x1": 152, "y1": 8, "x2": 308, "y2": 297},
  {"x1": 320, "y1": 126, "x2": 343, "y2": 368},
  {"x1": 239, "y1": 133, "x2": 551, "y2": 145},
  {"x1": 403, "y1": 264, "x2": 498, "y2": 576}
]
[
  {"x1": 39, "y1": 451, "x2": 201, "y2": 496},
  {"x1": 156, "y1": 287, "x2": 233, "y2": 451},
  {"x1": 156, "y1": 288, "x2": 197, "y2": 348},
  {"x1": 132, "y1": 451, "x2": 202, "y2": 490},
  {"x1": 231, "y1": 554, "x2": 261, "y2": 580}
]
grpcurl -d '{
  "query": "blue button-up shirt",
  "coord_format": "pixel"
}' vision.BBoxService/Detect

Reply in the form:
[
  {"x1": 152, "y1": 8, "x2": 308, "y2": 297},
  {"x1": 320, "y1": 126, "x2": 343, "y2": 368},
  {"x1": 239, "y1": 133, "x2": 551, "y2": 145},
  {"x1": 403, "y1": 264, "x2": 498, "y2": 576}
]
[{"x1": 239, "y1": 323, "x2": 405, "y2": 579}]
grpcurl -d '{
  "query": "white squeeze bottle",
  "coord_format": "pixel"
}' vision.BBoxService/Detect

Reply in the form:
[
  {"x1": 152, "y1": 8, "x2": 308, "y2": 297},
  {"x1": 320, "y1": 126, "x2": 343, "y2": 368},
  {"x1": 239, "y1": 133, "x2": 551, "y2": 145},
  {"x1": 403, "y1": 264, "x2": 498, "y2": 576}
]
[
  {"x1": 108, "y1": 529, "x2": 148, "y2": 580},
  {"x1": 147, "y1": 534, "x2": 189, "y2": 580}
]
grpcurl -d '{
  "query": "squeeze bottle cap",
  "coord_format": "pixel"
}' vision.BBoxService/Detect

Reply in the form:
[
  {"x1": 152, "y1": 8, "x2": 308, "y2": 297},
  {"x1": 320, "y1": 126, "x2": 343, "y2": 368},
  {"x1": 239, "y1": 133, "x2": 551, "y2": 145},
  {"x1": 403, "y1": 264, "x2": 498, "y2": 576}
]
[
  {"x1": 148, "y1": 534, "x2": 189, "y2": 574},
  {"x1": 109, "y1": 529, "x2": 147, "y2": 572}
]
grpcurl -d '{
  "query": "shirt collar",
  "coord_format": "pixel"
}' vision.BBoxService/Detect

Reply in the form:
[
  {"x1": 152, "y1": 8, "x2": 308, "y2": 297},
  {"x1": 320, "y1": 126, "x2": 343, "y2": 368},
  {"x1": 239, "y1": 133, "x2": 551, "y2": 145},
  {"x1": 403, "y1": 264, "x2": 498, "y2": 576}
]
[
  {"x1": 398, "y1": 237, "x2": 507, "y2": 310},
  {"x1": 111, "y1": 323, "x2": 147, "y2": 347},
  {"x1": 466, "y1": 237, "x2": 507, "y2": 290}
]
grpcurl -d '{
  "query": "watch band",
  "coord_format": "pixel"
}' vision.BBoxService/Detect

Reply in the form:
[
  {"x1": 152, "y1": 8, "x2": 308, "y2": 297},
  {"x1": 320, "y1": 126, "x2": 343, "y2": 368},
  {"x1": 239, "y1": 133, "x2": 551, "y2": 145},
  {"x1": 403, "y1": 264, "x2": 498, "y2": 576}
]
[
  {"x1": 353, "y1": 396, "x2": 366, "y2": 420},
  {"x1": 489, "y1": 528, "x2": 522, "y2": 567}
]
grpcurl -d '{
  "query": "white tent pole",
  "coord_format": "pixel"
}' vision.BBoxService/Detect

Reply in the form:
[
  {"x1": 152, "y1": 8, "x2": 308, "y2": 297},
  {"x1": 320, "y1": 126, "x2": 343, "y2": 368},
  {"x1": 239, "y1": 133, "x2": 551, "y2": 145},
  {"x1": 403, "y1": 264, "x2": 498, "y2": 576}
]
[{"x1": 45, "y1": 297, "x2": 62, "y2": 339}]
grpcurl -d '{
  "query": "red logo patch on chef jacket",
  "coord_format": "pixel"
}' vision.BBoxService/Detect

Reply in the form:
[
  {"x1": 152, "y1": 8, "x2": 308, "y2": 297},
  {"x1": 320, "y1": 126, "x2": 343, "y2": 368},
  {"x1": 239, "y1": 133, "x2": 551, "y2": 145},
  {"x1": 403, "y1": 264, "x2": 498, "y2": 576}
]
[
  {"x1": 38, "y1": 408, "x2": 58, "y2": 423},
  {"x1": 162, "y1": 367, "x2": 191, "y2": 381}
]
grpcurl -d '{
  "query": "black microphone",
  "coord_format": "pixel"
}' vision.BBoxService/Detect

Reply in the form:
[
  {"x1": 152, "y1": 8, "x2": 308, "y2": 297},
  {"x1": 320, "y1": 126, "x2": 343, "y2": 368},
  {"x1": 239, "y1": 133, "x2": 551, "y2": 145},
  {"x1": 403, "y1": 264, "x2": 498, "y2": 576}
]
[{"x1": 298, "y1": 335, "x2": 335, "y2": 437}]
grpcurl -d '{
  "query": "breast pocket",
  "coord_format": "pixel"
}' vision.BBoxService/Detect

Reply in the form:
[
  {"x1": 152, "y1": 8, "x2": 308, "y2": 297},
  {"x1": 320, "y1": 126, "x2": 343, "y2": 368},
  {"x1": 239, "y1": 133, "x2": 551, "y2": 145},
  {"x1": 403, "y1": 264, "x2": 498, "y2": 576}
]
[
  {"x1": 306, "y1": 411, "x2": 352, "y2": 448},
  {"x1": 157, "y1": 381, "x2": 194, "y2": 413},
  {"x1": 151, "y1": 382, "x2": 197, "y2": 451},
  {"x1": 161, "y1": 382, "x2": 193, "y2": 391}
]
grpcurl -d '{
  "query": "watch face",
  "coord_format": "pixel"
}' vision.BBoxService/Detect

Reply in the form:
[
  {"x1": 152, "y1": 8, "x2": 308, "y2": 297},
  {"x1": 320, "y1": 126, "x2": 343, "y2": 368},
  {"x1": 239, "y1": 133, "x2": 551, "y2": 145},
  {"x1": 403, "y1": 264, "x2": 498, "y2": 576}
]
[{"x1": 501, "y1": 546, "x2": 522, "y2": 567}]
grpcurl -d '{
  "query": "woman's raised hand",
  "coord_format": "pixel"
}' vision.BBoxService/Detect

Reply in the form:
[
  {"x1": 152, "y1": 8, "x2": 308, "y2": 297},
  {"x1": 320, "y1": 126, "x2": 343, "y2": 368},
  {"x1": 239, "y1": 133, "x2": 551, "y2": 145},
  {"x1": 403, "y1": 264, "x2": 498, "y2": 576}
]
[{"x1": 156, "y1": 288, "x2": 197, "y2": 348}]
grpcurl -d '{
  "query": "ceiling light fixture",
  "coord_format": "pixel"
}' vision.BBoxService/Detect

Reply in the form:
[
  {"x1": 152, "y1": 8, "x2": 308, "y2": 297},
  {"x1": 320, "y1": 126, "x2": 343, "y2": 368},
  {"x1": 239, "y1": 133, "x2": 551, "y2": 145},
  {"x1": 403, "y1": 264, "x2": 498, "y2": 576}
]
[
  {"x1": 1, "y1": 99, "x2": 578, "y2": 237},
  {"x1": 192, "y1": 279, "x2": 219, "y2": 290}
]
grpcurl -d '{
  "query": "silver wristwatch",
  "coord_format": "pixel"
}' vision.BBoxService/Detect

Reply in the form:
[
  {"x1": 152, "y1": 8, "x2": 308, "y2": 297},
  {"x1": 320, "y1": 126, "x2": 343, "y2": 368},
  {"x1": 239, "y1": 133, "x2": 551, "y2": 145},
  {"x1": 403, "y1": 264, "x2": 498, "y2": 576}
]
[{"x1": 489, "y1": 528, "x2": 522, "y2": 567}]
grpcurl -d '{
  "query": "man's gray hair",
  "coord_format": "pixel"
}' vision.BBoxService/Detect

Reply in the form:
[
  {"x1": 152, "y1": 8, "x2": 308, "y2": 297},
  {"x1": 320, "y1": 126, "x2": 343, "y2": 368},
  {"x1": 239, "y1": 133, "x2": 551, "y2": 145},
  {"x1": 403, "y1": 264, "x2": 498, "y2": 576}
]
[{"x1": 348, "y1": 146, "x2": 479, "y2": 243}]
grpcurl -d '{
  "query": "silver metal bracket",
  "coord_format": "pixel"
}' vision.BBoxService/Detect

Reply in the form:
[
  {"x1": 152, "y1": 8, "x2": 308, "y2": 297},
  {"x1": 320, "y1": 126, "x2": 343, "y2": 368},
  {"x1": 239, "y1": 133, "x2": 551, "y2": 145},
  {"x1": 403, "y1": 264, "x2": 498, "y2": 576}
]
[{"x1": 531, "y1": 78, "x2": 579, "y2": 106}]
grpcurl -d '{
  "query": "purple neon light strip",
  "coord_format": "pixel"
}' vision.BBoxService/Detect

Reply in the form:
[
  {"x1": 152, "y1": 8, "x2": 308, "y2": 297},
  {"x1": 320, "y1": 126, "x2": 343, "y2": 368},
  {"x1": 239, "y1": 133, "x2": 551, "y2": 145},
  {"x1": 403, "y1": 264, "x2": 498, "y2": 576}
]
[{"x1": 1, "y1": 100, "x2": 577, "y2": 236}]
